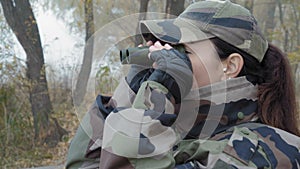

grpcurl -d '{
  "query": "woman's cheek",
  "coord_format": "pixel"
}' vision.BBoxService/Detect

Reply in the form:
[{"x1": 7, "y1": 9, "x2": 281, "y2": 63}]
[
  {"x1": 190, "y1": 55, "x2": 211, "y2": 88},
  {"x1": 190, "y1": 54, "x2": 223, "y2": 88}
]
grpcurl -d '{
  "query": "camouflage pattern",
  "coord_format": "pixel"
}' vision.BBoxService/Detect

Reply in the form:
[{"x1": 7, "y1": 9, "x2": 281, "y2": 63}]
[
  {"x1": 174, "y1": 123, "x2": 300, "y2": 169},
  {"x1": 65, "y1": 1, "x2": 299, "y2": 168},
  {"x1": 66, "y1": 77, "x2": 300, "y2": 168},
  {"x1": 66, "y1": 79, "x2": 135, "y2": 169},
  {"x1": 140, "y1": 0, "x2": 268, "y2": 62},
  {"x1": 65, "y1": 97, "x2": 105, "y2": 169}
]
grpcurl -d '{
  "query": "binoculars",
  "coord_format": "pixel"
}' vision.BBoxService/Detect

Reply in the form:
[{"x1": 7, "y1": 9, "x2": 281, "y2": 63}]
[{"x1": 120, "y1": 45, "x2": 185, "y2": 66}]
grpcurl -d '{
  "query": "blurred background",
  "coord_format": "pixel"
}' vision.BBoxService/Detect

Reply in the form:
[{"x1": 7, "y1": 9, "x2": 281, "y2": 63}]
[{"x1": 0, "y1": 0, "x2": 299, "y2": 168}]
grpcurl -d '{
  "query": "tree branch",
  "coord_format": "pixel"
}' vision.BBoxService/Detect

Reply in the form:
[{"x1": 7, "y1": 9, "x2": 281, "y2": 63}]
[{"x1": 0, "y1": 0, "x2": 16, "y2": 29}]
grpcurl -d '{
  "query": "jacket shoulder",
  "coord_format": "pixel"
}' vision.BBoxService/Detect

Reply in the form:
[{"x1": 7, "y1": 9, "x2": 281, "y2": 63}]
[{"x1": 225, "y1": 123, "x2": 300, "y2": 168}]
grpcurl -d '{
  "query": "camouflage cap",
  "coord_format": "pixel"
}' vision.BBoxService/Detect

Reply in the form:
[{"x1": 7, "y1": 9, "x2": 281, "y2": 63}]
[{"x1": 140, "y1": 0, "x2": 268, "y2": 62}]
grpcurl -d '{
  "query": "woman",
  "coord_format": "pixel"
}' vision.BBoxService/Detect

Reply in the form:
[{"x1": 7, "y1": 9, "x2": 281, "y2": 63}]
[{"x1": 66, "y1": 1, "x2": 300, "y2": 168}]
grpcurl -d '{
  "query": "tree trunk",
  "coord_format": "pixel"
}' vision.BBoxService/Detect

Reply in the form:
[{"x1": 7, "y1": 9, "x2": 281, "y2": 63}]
[
  {"x1": 0, "y1": 0, "x2": 66, "y2": 146},
  {"x1": 291, "y1": 1, "x2": 300, "y2": 48},
  {"x1": 231, "y1": 0, "x2": 254, "y2": 12},
  {"x1": 165, "y1": 0, "x2": 185, "y2": 18},
  {"x1": 276, "y1": 0, "x2": 289, "y2": 52},
  {"x1": 245, "y1": 0, "x2": 254, "y2": 12},
  {"x1": 135, "y1": 0, "x2": 149, "y2": 46},
  {"x1": 73, "y1": 0, "x2": 95, "y2": 106},
  {"x1": 252, "y1": 0, "x2": 276, "y2": 42}
]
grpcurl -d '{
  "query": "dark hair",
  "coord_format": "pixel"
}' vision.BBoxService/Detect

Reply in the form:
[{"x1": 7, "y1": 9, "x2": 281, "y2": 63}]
[{"x1": 210, "y1": 37, "x2": 300, "y2": 136}]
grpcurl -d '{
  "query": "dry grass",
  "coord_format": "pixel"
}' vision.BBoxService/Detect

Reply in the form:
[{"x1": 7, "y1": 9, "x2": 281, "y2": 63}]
[{"x1": 1, "y1": 109, "x2": 80, "y2": 169}]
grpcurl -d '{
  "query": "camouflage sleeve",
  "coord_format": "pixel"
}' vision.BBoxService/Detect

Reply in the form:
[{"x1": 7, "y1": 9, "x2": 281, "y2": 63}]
[
  {"x1": 100, "y1": 80, "x2": 179, "y2": 169},
  {"x1": 66, "y1": 78, "x2": 135, "y2": 169},
  {"x1": 65, "y1": 100, "x2": 105, "y2": 169},
  {"x1": 173, "y1": 123, "x2": 300, "y2": 169}
]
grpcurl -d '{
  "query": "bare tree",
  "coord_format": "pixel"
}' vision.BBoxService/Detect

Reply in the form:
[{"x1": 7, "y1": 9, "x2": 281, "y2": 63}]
[
  {"x1": 291, "y1": 2, "x2": 300, "y2": 48},
  {"x1": 134, "y1": 0, "x2": 185, "y2": 44},
  {"x1": 253, "y1": 0, "x2": 276, "y2": 42},
  {"x1": 231, "y1": 0, "x2": 254, "y2": 12},
  {"x1": 276, "y1": 0, "x2": 289, "y2": 52},
  {"x1": 135, "y1": 0, "x2": 150, "y2": 45},
  {"x1": 166, "y1": 0, "x2": 185, "y2": 18},
  {"x1": 73, "y1": 0, "x2": 95, "y2": 106},
  {"x1": 0, "y1": 0, "x2": 66, "y2": 145}
]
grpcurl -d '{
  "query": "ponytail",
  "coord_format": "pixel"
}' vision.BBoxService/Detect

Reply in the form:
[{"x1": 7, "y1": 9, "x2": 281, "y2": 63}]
[
  {"x1": 258, "y1": 44, "x2": 300, "y2": 136},
  {"x1": 211, "y1": 37, "x2": 300, "y2": 136}
]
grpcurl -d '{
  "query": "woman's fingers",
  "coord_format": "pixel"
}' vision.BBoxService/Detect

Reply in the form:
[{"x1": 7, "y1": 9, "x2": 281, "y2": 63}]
[
  {"x1": 164, "y1": 43, "x2": 172, "y2": 50},
  {"x1": 149, "y1": 41, "x2": 173, "y2": 52},
  {"x1": 149, "y1": 41, "x2": 162, "y2": 52},
  {"x1": 146, "y1": 41, "x2": 153, "y2": 46},
  {"x1": 148, "y1": 41, "x2": 174, "y2": 68},
  {"x1": 137, "y1": 41, "x2": 153, "y2": 47},
  {"x1": 148, "y1": 41, "x2": 174, "y2": 58},
  {"x1": 154, "y1": 41, "x2": 162, "y2": 47}
]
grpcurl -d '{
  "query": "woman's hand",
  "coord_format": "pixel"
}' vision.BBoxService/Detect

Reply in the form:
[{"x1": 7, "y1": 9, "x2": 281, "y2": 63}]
[
  {"x1": 126, "y1": 41, "x2": 154, "y2": 93},
  {"x1": 147, "y1": 41, "x2": 193, "y2": 103},
  {"x1": 149, "y1": 41, "x2": 172, "y2": 51},
  {"x1": 148, "y1": 41, "x2": 172, "y2": 68},
  {"x1": 139, "y1": 40, "x2": 154, "y2": 48}
]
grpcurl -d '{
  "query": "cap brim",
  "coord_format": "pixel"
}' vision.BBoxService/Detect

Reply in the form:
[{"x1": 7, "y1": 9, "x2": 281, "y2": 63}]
[{"x1": 140, "y1": 17, "x2": 214, "y2": 44}]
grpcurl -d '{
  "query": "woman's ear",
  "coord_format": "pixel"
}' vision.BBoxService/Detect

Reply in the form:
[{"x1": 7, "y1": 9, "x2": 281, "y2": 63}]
[{"x1": 223, "y1": 53, "x2": 244, "y2": 79}]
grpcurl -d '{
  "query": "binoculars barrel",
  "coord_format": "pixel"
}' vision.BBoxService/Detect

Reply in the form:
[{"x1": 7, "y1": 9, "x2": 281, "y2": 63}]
[
  {"x1": 120, "y1": 46, "x2": 153, "y2": 66},
  {"x1": 120, "y1": 45, "x2": 185, "y2": 66}
]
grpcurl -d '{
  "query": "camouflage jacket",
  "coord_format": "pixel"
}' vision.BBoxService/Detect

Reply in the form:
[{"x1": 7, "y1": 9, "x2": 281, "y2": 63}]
[{"x1": 66, "y1": 77, "x2": 300, "y2": 169}]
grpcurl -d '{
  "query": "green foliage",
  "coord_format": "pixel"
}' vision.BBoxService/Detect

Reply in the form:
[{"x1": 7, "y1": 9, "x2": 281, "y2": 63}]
[
  {"x1": 0, "y1": 9, "x2": 32, "y2": 167},
  {"x1": 272, "y1": 0, "x2": 300, "y2": 53},
  {"x1": 288, "y1": 46, "x2": 300, "y2": 64},
  {"x1": 94, "y1": 42, "x2": 127, "y2": 95},
  {"x1": 0, "y1": 57, "x2": 75, "y2": 168},
  {"x1": 0, "y1": 70, "x2": 33, "y2": 168},
  {"x1": 0, "y1": 14, "x2": 72, "y2": 167},
  {"x1": 40, "y1": 0, "x2": 144, "y2": 35}
]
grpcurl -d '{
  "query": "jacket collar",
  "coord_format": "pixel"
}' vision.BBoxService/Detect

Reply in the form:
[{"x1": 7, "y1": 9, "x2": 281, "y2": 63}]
[
  {"x1": 184, "y1": 76, "x2": 258, "y2": 104},
  {"x1": 184, "y1": 76, "x2": 260, "y2": 139}
]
